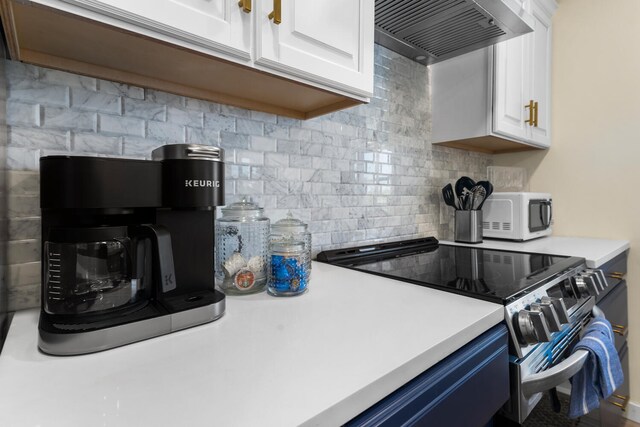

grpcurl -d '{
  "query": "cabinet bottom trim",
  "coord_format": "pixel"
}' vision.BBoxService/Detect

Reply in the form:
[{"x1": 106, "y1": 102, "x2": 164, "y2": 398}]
[
  {"x1": 433, "y1": 135, "x2": 547, "y2": 154},
  {"x1": 625, "y1": 401, "x2": 640, "y2": 423}
]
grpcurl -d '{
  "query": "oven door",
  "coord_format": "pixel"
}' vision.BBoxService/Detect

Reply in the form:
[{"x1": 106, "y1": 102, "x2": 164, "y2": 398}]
[
  {"x1": 528, "y1": 199, "x2": 553, "y2": 233},
  {"x1": 504, "y1": 300, "x2": 601, "y2": 423}
]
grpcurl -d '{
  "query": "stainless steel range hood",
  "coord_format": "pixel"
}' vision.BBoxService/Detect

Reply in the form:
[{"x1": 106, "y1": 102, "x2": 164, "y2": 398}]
[{"x1": 375, "y1": 0, "x2": 534, "y2": 65}]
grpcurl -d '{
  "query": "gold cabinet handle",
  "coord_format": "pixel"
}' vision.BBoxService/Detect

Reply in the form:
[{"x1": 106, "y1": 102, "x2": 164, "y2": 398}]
[
  {"x1": 612, "y1": 324, "x2": 627, "y2": 336},
  {"x1": 524, "y1": 100, "x2": 534, "y2": 126},
  {"x1": 268, "y1": 0, "x2": 282, "y2": 24},
  {"x1": 533, "y1": 101, "x2": 539, "y2": 127},
  {"x1": 238, "y1": 0, "x2": 252, "y2": 13},
  {"x1": 608, "y1": 394, "x2": 630, "y2": 411},
  {"x1": 609, "y1": 271, "x2": 625, "y2": 280}
]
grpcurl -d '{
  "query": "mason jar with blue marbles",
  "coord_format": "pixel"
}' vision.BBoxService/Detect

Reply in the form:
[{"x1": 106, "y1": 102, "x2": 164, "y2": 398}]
[
  {"x1": 270, "y1": 212, "x2": 312, "y2": 276},
  {"x1": 267, "y1": 238, "x2": 309, "y2": 297}
]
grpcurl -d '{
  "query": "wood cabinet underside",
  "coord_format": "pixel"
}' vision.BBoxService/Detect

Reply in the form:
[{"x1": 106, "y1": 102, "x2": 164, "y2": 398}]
[{"x1": 433, "y1": 136, "x2": 545, "y2": 154}]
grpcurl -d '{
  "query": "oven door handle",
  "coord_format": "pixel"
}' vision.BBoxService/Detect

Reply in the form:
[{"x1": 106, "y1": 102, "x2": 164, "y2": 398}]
[{"x1": 521, "y1": 305, "x2": 605, "y2": 398}]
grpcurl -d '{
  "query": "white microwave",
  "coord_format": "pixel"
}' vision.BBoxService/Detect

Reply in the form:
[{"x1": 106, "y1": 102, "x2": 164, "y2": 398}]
[{"x1": 481, "y1": 192, "x2": 552, "y2": 241}]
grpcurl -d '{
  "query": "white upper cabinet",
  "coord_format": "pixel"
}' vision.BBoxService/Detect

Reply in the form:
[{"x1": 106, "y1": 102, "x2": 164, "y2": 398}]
[
  {"x1": 493, "y1": 0, "x2": 553, "y2": 147},
  {"x1": 255, "y1": 0, "x2": 374, "y2": 97},
  {"x1": 492, "y1": 28, "x2": 531, "y2": 142},
  {"x1": 528, "y1": 0, "x2": 553, "y2": 146},
  {"x1": 54, "y1": 0, "x2": 253, "y2": 60},
  {"x1": 431, "y1": 0, "x2": 556, "y2": 153},
  {"x1": 27, "y1": 0, "x2": 373, "y2": 101}
]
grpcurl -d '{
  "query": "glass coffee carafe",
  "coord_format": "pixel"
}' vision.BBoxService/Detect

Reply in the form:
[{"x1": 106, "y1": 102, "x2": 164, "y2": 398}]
[{"x1": 43, "y1": 226, "x2": 149, "y2": 316}]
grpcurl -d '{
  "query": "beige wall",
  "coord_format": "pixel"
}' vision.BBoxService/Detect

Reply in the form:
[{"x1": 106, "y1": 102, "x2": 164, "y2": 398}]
[{"x1": 495, "y1": 0, "x2": 640, "y2": 404}]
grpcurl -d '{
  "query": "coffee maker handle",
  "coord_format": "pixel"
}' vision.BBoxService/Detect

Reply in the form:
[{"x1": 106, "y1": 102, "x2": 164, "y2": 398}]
[{"x1": 130, "y1": 224, "x2": 177, "y2": 293}]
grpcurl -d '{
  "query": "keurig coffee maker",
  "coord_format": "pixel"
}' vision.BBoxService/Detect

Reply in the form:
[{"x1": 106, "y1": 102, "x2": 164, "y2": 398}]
[{"x1": 39, "y1": 144, "x2": 225, "y2": 355}]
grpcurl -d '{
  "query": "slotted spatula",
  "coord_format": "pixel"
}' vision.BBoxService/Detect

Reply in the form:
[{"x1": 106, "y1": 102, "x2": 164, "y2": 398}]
[{"x1": 441, "y1": 184, "x2": 458, "y2": 210}]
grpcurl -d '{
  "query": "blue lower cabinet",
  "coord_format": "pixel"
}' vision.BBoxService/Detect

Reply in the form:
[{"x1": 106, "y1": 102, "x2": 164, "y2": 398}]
[
  {"x1": 596, "y1": 280, "x2": 627, "y2": 352},
  {"x1": 345, "y1": 325, "x2": 509, "y2": 427}
]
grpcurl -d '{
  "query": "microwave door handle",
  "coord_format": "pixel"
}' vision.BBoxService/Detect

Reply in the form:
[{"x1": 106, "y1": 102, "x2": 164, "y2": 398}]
[
  {"x1": 544, "y1": 201, "x2": 553, "y2": 227},
  {"x1": 539, "y1": 201, "x2": 552, "y2": 228},
  {"x1": 521, "y1": 305, "x2": 605, "y2": 397}
]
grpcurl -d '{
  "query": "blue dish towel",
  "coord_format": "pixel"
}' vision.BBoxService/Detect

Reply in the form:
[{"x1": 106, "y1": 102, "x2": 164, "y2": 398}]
[{"x1": 569, "y1": 315, "x2": 624, "y2": 418}]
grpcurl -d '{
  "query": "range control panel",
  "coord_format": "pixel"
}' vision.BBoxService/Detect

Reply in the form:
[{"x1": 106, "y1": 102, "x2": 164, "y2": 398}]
[{"x1": 504, "y1": 268, "x2": 607, "y2": 359}]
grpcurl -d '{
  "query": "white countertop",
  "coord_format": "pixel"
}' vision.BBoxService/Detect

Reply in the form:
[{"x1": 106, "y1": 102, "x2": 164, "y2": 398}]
[
  {"x1": 441, "y1": 236, "x2": 630, "y2": 268},
  {"x1": 0, "y1": 262, "x2": 503, "y2": 427}
]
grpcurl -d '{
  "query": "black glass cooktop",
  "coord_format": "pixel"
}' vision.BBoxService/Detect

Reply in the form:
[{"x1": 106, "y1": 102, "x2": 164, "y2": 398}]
[{"x1": 316, "y1": 237, "x2": 585, "y2": 304}]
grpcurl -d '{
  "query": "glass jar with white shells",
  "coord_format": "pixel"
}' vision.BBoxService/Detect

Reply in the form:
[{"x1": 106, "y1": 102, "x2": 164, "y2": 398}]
[{"x1": 215, "y1": 197, "x2": 270, "y2": 295}]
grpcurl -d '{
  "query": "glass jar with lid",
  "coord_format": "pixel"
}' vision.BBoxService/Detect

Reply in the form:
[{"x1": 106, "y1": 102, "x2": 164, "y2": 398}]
[
  {"x1": 268, "y1": 237, "x2": 309, "y2": 297},
  {"x1": 270, "y1": 212, "x2": 312, "y2": 276},
  {"x1": 215, "y1": 197, "x2": 270, "y2": 295}
]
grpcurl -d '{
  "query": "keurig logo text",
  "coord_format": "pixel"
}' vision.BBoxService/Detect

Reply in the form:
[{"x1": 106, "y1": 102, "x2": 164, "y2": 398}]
[{"x1": 185, "y1": 180, "x2": 220, "y2": 188}]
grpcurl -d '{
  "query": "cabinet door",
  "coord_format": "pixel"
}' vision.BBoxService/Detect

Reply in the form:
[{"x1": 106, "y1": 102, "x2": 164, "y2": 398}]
[
  {"x1": 528, "y1": 0, "x2": 552, "y2": 147},
  {"x1": 492, "y1": 34, "x2": 532, "y2": 142},
  {"x1": 345, "y1": 325, "x2": 509, "y2": 427},
  {"x1": 255, "y1": 0, "x2": 374, "y2": 97},
  {"x1": 59, "y1": 0, "x2": 252, "y2": 59},
  {"x1": 599, "y1": 344, "x2": 629, "y2": 427},
  {"x1": 596, "y1": 281, "x2": 628, "y2": 353}
]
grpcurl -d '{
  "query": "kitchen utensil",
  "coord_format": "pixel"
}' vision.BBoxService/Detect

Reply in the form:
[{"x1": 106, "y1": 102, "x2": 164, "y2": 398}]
[
  {"x1": 471, "y1": 186, "x2": 487, "y2": 210},
  {"x1": 454, "y1": 210, "x2": 483, "y2": 243},
  {"x1": 455, "y1": 176, "x2": 476, "y2": 210},
  {"x1": 475, "y1": 181, "x2": 493, "y2": 209},
  {"x1": 441, "y1": 184, "x2": 458, "y2": 210}
]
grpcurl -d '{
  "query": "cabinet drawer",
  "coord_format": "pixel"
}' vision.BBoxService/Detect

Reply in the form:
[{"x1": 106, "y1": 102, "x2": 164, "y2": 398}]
[
  {"x1": 597, "y1": 281, "x2": 627, "y2": 352},
  {"x1": 579, "y1": 343, "x2": 629, "y2": 427},
  {"x1": 346, "y1": 324, "x2": 509, "y2": 427},
  {"x1": 599, "y1": 343, "x2": 629, "y2": 427},
  {"x1": 598, "y1": 251, "x2": 628, "y2": 289}
]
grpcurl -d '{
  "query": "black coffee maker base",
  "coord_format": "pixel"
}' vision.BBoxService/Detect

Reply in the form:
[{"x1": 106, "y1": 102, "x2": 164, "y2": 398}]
[{"x1": 38, "y1": 290, "x2": 225, "y2": 356}]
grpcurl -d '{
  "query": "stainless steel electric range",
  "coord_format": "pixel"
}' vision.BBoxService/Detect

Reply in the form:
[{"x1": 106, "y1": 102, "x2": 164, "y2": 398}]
[{"x1": 317, "y1": 237, "x2": 610, "y2": 423}]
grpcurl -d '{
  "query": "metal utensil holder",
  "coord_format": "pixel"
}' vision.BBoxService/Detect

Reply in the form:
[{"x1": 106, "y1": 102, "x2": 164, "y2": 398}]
[{"x1": 454, "y1": 210, "x2": 482, "y2": 243}]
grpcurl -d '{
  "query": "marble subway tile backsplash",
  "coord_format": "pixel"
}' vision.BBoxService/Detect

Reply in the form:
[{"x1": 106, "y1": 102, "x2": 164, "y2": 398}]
[
  {"x1": 487, "y1": 166, "x2": 529, "y2": 192},
  {"x1": 2, "y1": 45, "x2": 492, "y2": 311},
  {"x1": 1, "y1": 55, "x2": 8, "y2": 346},
  {"x1": 2, "y1": 170, "x2": 41, "y2": 312}
]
